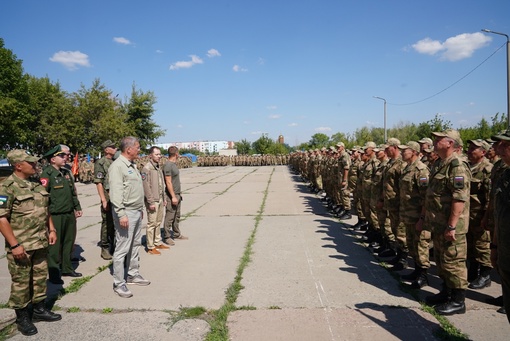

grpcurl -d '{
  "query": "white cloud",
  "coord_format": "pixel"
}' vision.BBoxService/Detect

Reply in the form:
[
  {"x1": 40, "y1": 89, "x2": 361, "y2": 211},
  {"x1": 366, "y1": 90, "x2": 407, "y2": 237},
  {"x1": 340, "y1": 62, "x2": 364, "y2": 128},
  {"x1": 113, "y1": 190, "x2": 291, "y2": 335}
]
[
  {"x1": 176, "y1": 124, "x2": 183, "y2": 128},
  {"x1": 288, "y1": 123, "x2": 298, "y2": 127},
  {"x1": 49, "y1": 51, "x2": 90, "y2": 70},
  {"x1": 315, "y1": 127, "x2": 331, "y2": 132},
  {"x1": 113, "y1": 37, "x2": 132, "y2": 45},
  {"x1": 257, "y1": 57, "x2": 265, "y2": 65},
  {"x1": 268, "y1": 114, "x2": 281, "y2": 119},
  {"x1": 266, "y1": 105, "x2": 277, "y2": 110},
  {"x1": 207, "y1": 49, "x2": 221, "y2": 58},
  {"x1": 412, "y1": 32, "x2": 492, "y2": 61},
  {"x1": 156, "y1": 49, "x2": 163, "y2": 54},
  {"x1": 233, "y1": 64, "x2": 248, "y2": 72},
  {"x1": 170, "y1": 55, "x2": 204, "y2": 70},
  {"x1": 243, "y1": 120, "x2": 251, "y2": 125}
]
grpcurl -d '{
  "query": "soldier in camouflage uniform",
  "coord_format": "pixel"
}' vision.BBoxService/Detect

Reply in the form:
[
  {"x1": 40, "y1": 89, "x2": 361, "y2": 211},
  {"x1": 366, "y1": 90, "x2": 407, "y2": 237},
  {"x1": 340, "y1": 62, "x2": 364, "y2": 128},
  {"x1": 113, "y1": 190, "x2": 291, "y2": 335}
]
[
  {"x1": 424, "y1": 130, "x2": 471, "y2": 315},
  {"x1": 370, "y1": 145, "x2": 389, "y2": 249},
  {"x1": 377, "y1": 138, "x2": 404, "y2": 259},
  {"x1": 94, "y1": 140, "x2": 118, "y2": 260},
  {"x1": 359, "y1": 142, "x2": 380, "y2": 240},
  {"x1": 0, "y1": 150, "x2": 62, "y2": 336},
  {"x1": 336, "y1": 142, "x2": 352, "y2": 220},
  {"x1": 490, "y1": 130, "x2": 510, "y2": 322},
  {"x1": 466, "y1": 139, "x2": 493, "y2": 289},
  {"x1": 398, "y1": 142, "x2": 430, "y2": 288}
]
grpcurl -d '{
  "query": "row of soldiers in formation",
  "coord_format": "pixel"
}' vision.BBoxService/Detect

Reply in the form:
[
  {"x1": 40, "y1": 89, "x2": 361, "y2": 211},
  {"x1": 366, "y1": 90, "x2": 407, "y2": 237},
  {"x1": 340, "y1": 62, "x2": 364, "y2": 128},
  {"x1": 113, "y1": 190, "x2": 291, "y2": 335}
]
[
  {"x1": 75, "y1": 153, "x2": 192, "y2": 183},
  {"x1": 289, "y1": 131, "x2": 510, "y2": 317},
  {"x1": 197, "y1": 154, "x2": 290, "y2": 167}
]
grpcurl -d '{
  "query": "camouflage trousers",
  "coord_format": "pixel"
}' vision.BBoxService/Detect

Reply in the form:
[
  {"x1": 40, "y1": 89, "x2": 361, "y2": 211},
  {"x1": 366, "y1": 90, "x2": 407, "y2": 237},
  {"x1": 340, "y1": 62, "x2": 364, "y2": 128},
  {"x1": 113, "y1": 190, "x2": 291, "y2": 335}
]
[
  {"x1": 467, "y1": 219, "x2": 492, "y2": 268},
  {"x1": 340, "y1": 186, "x2": 351, "y2": 210},
  {"x1": 405, "y1": 223, "x2": 430, "y2": 268},
  {"x1": 7, "y1": 248, "x2": 48, "y2": 309},
  {"x1": 362, "y1": 195, "x2": 378, "y2": 230},
  {"x1": 353, "y1": 187, "x2": 365, "y2": 220},
  {"x1": 432, "y1": 231, "x2": 468, "y2": 289},
  {"x1": 387, "y1": 210, "x2": 403, "y2": 246},
  {"x1": 100, "y1": 201, "x2": 115, "y2": 252},
  {"x1": 376, "y1": 209, "x2": 393, "y2": 241}
]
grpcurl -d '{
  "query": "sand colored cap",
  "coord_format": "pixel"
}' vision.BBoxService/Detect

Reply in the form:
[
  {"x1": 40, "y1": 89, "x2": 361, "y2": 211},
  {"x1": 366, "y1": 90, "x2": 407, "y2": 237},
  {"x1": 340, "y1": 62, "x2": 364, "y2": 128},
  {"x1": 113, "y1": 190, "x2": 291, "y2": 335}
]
[
  {"x1": 101, "y1": 140, "x2": 116, "y2": 149},
  {"x1": 398, "y1": 141, "x2": 420, "y2": 153},
  {"x1": 386, "y1": 138, "x2": 401, "y2": 146},
  {"x1": 432, "y1": 129, "x2": 463, "y2": 146},
  {"x1": 336, "y1": 142, "x2": 345, "y2": 148},
  {"x1": 418, "y1": 137, "x2": 433, "y2": 145},
  {"x1": 7, "y1": 149, "x2": 39, "y2": 165},
  {"x1": 467, "y1": 139, "x2": 491, "y2": 151},
  {"x1": 364, "y1": 141, "x2": 376, "y2": 149}
]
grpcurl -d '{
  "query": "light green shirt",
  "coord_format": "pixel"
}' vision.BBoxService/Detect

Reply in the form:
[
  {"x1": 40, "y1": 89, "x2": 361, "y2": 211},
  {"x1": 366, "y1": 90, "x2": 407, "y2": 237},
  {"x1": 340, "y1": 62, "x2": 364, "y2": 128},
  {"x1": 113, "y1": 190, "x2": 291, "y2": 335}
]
[{"x1": 108, "y1": 154, "x2": 144, "y2": 218}]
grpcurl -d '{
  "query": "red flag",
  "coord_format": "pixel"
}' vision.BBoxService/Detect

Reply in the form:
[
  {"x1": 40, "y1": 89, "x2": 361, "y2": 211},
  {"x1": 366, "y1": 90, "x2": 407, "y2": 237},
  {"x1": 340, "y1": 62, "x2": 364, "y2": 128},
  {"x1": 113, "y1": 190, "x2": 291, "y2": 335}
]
[{"x1": 71, "y1": 151, "x2": 79, "y2": 177}]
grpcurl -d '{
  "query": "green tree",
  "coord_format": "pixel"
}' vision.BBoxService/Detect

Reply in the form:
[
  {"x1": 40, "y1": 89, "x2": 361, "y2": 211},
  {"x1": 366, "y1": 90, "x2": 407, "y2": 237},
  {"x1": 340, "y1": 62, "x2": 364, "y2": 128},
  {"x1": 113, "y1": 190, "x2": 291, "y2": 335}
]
[
  {"x1": 252, "y1": 134, "x2": 275, "y2": 154},
  {"x1": 236, "y1": 139, "x2": 251, "y2": 155},
  {"x1": 0, "y1": 38, "x2": 30, "y2": 149},
  {"x1": 308, "y1": 133, "x2": 330, "y2": 149},
  {"x1": 124, "y1": 84, "x2": 165, "y2": 150}
]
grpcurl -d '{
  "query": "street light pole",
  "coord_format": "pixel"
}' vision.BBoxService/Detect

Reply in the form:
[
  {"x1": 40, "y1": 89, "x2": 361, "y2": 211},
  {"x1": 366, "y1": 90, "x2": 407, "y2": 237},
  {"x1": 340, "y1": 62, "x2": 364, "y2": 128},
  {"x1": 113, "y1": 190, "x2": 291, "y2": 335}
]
[
  {"x1": 482, "y1": 28, "x2": 510, "y2": 130},
  {"x1": 373, "y1": 96, "x2": 387, "y2": 142}
]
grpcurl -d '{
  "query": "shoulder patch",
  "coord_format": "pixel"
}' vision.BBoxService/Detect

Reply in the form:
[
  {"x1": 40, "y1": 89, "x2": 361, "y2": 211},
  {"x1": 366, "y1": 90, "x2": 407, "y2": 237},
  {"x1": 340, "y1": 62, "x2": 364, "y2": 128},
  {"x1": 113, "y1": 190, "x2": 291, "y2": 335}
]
[
  {"x1": 0, "y1": 195, "x2": 8, "y2": 208},
  {"x1": 40, "y1": 178, "x2": 49, "y2": 187},
  {"x1": 96, "y1": 172, "x2": 104, "y2": 179},
  {"x1": 454, "y1": 176, "x2": 465, "y2": 189},
  {"x1": 451, "y1": 158, "x2": 460, "y2": 167},
  {"x1": 419, "y1": 177, "x2": 429, "y2": 187},
  {"x1": 141, "y1": 172, "x2": 147, "y2": 181}
]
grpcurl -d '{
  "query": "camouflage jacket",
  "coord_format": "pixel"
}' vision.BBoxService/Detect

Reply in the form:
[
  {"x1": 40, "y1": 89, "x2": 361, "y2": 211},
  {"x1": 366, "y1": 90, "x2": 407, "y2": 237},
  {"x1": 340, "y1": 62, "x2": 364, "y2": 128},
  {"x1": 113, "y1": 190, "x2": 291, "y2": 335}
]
[
  {"x1": 382, "y1": 157, "x2": 404, "y2": 211},
  {"x1": 399, "y1": 159, "x2": 429, "y2": 225},
  {"x1": 469, "y1": 157, "x2": 493, "y2": 220},
  {"x1": 0, "y1": 173, "x2": 50, "y2": 252},
  {"x1": 424, "y1": 154, "x2": 471, "y2": 234}
]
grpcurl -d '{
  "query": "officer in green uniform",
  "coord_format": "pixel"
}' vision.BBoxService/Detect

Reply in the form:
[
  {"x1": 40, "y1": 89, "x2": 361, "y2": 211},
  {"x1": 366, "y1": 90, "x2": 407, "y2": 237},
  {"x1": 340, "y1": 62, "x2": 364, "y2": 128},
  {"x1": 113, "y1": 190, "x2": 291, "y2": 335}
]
[
  {"x1": 0, "y1": 150, "x2": 62, "y2": 336},
  {"x1": 40, "y1": 145, "x2": 83, "y2": 284},
  {"x1": 424, "y1": 130, "x2": 471, "y2": 315},
  {"x1": 94, "y1": 140, "x2": 117, "y2": 260}
]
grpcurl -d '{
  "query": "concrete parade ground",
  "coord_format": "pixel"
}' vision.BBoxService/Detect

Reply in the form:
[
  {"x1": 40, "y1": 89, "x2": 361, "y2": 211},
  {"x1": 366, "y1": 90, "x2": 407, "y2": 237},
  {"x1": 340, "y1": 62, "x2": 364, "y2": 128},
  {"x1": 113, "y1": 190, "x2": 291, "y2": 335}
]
[{"x1": 0, "y1": 165, "x2": 509, "y2": 340}]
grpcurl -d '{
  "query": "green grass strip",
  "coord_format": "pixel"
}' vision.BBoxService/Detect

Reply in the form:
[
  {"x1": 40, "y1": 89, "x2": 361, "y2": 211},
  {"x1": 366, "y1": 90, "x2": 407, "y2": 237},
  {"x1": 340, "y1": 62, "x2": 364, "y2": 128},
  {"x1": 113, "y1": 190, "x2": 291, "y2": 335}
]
[{"x1": 205, "y1": 167, "x2": 274, "y2": 341}]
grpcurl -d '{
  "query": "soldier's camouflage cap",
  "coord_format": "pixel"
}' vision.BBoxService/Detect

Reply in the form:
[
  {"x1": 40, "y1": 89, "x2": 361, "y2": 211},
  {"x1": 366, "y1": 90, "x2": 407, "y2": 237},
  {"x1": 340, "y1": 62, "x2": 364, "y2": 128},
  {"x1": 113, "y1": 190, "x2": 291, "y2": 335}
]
[
  {"x1": 491, "y1": 130, "x2": 510, "y2": 142},
  {"x1": 398, "y1": 141, "x2": 420, "y2": 153},
  {"x1": 432, "y1": 129, "x2": 463, "y2": 146},
  {"x1": 336, "y1": 142, "x2": 345, "y2": 148},
  {"x1": 101, "y1": 140, "x2": 117, "y2": 149},
  {"x1": 329, "y1": 146, "x2": 336, "y2": 151},
  {"x1": 386, "y1": 138, "x2": 401, "y2": 146},
  {"x1": 363, "y1": 141, "x2": 376, "y2": 149},
  {"x1": 467, "y1": 139, "x2": 491, "y2": 151},
  {"x1": 423, "y1": 146, "x2": 434, "y2": 153},
  {"x1": 418, "y1": 137, "x2": 433, "y2": 145},
  {"x1": 7, "y1": 149, "x2": 39, "y2": 165}
]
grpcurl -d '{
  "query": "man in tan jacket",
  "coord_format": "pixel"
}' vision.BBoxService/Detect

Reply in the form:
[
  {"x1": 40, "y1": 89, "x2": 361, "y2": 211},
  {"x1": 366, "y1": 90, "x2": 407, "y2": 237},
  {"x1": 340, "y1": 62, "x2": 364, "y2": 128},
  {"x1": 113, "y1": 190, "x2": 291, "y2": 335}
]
[{"x1": 142, "y1": 146, "x2": 169, "y2": 255}]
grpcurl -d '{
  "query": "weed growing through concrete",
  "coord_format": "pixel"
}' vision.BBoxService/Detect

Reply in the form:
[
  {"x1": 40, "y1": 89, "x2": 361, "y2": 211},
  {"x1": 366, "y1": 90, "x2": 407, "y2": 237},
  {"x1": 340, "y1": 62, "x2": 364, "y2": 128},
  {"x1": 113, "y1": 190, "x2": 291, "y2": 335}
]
[
  {"x1": 67, "y1": 306, "x2": 81, "y2": 313},
  {"x1": 205, "y1": 167, "x2": 275, "y2": 341},
  {"x1": 102, "y1": 307, "x2": 113, "y2": 314}
]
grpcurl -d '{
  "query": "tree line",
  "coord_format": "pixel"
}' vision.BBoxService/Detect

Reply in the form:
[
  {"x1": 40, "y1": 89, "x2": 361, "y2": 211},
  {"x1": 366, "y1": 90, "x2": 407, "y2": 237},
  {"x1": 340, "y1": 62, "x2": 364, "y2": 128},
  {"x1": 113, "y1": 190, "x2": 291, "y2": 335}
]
[{"x1": 0, "y1": 38, "x2": 164, "y2": 157}]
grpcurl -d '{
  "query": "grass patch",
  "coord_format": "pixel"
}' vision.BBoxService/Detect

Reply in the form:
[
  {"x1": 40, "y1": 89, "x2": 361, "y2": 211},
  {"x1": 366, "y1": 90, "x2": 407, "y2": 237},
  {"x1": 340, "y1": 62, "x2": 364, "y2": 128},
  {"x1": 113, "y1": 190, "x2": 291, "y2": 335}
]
[
  {"x1": 0, "y1": 324, "x2": 16, "y2": 341},
  {"x1": 0, "y1": 303, "x2": 8, "y2": 309},
  {"x1": 169, "y1": 306, "x2": 208, "y2": 327},
  {"x1": 205, "y1": 167, "x2": 275, "y2": 341},
  {"x1": 236, "y1": 305, "x2": 256, "y2": 311},
  {"x1": 67, "y1": 306, "x2": 80, "y2": 313},
  {"x1": 63, "y1": 276, "x2": 93, "y2": 294},
  {"x1": 421, "y1": 304, "x2": 469, "y2": 340},
  {"x1": 268, "y1": 306, "x2": 281, "y2": 310},
  {"x1": 102, "y1": 307, "x2": 113, "y2": 314}
]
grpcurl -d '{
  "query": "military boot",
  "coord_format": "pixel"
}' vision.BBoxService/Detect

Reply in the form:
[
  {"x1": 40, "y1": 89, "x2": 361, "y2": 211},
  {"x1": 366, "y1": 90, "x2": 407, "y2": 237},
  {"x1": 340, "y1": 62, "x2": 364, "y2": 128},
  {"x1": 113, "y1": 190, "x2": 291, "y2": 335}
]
[
  {"x1": 387, "y1": 249, "x2": 402, "y2": 266},
  {"x1": 467, "y1": 260, "x2": 480, "y2": 282},
  {"x1": 435, "y1": 289, "x2": 466, "y2": 315},
  {"x1": 400, "y1": 261, "x2": 420, "y2": 281},
  {"x1": 32, "y1": 301, "x2": 62, "y2": 322},
  {"x1": 468, "y1": 265, "x2": 491, "y2": 289},
  {"x1": 390, "y1": 252, "x2": 408, "y2": 271},
  {"x1": 15, "y1": 307, "x2": 37, "y2": 336},
  {"x1": 411, "y1": 268, "x2": 429, "y2": 288},
  {"x1": 425, "y1": 283, "x2": 451, "y2": 306},
  {"x1": 378, "y1": 241, "x2": 397, "y2": 258},
  {"x1": 101, "y1": 247, "x2": 113, "y2": 260}
]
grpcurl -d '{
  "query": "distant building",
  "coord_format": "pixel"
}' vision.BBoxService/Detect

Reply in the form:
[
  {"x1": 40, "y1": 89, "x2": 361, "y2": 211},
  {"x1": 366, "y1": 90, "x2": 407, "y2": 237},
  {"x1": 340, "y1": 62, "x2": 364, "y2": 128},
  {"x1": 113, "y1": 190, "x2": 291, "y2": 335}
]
[
  {"x1": 154, "y1": 140, "x2": 235, "y2": 154},
  {"x1": 278, "y1": 135, "x2": 284, "y2": 144}
]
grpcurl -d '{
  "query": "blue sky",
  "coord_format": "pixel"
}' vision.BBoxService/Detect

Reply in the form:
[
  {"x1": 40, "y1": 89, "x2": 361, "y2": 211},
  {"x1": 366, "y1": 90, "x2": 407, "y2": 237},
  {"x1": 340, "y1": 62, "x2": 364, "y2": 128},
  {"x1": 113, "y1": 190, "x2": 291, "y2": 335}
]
[{"x1": 2, "y1": 1, "x2": 510, "y2": 146}]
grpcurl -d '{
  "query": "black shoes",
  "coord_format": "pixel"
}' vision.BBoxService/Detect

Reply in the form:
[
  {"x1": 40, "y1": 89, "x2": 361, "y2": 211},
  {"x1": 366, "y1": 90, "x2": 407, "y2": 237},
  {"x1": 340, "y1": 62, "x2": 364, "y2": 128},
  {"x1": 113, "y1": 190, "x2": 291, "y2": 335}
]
[
  {"x1": 62, "y1": 270, "x2": 82, "y2": 278},
  {"x1": 48, "y1": 277, "x2": 64, "y2": 285},
  {"x1": 32, "y1": 301, "x2": 62, "y2": 322},
  {"x1": 15, "y1": 308, "x2": 37, "y2": 336},
  {"x1": 338, "y1": 212, "x2": 352, "y2": 220},
  {"x1": 434, "y1": 289, "x2": 466, "y2": 315},
  {"x1": 425, "y1": 285, "x2": 451, "y2": 306},
  {"x1": 468, "y1": 275, "x2": 491, "y2": 289}
]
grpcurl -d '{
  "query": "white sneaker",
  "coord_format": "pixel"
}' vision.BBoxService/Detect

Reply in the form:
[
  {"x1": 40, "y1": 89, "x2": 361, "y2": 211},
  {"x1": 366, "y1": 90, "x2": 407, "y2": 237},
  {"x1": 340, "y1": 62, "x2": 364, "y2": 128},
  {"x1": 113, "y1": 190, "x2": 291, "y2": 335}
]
[
  {"x1": 113, "y1": 284, "x2": 133, "y2": 298},
  {"x1": 127, "y1": 274, "x2": 151, "y2": 286}
]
